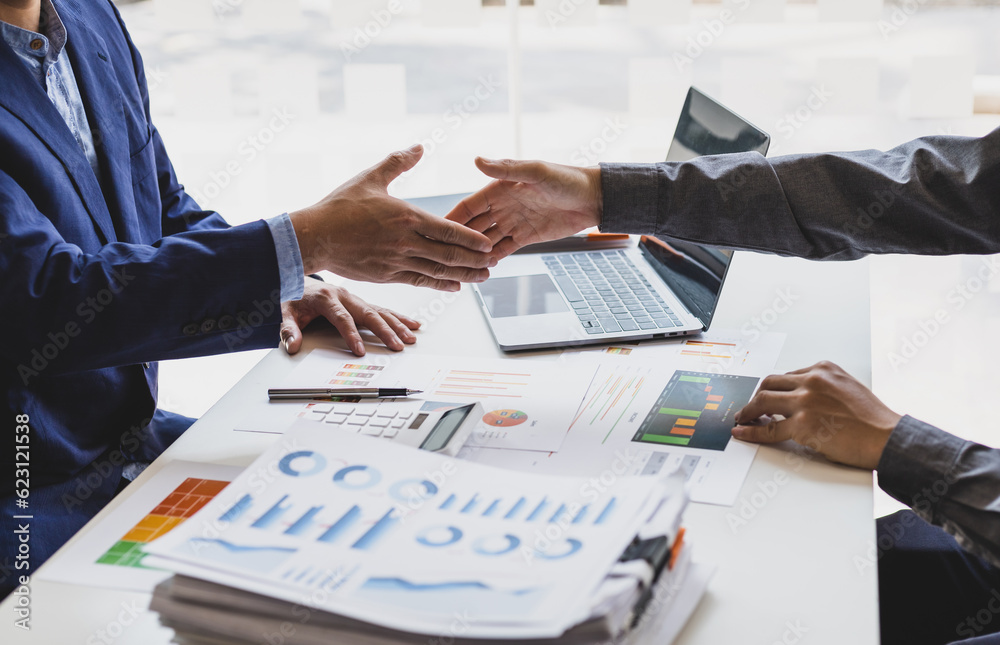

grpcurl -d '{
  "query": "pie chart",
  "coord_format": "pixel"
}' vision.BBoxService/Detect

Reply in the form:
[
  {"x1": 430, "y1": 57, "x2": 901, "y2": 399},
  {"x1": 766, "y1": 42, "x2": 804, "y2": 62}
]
[{"x1": 482, "y1": 409, "x2": 528, "y2": 428}]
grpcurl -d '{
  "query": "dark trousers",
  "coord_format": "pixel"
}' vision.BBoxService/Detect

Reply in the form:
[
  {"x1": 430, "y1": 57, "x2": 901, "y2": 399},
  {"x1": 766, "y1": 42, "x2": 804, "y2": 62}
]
[{"x1": 880, "y1": 511, "x2": 1000, "y2": 645}]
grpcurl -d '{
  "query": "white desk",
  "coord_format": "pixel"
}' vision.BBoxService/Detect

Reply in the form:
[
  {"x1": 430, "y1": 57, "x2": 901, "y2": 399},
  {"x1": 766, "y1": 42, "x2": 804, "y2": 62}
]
[{"x1": 2, "y1": 251, "x2": 878, "y2": 644}]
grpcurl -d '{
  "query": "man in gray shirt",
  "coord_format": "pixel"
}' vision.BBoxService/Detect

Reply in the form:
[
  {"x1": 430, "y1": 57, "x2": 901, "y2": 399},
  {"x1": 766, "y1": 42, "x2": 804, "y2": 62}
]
[{"x1": 447, "y1": 128, "x2": 1000, "y2": 645}]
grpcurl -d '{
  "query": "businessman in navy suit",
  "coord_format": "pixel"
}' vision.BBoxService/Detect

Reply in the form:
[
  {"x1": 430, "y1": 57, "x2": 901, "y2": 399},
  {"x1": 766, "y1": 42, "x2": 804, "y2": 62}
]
[{"x1": 0, "y1": 0, "x2": 495, "y2": 597}]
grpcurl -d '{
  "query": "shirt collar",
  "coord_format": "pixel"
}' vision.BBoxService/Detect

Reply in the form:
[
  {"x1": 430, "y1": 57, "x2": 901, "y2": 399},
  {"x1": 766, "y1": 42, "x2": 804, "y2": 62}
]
[{"x1": 0, "y1": 0, "x2": 68, "y2": 63}]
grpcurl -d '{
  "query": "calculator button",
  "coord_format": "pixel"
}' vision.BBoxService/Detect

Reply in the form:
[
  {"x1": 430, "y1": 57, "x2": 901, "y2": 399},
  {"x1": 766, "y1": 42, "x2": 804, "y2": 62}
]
[
  {"x1": 353, "y1": 408, "x2": 376, "y2": 417},
  {"x1": 391, "y1": 420, "x2": 406, "y2": 429},
  {"x1": 376, "y1": 410, "x2": 398, "y2": 419},
  {"x1": 346, "y1": 417, "x2": 367, "y2": 426},
  {"x1": 309, "y1": 404, "x2": 333, "y2": 413},
  {"x1": 397, "y1": 412, "x2": 413, "y2": 420},
  {"x1": 383, "y1": 426, "x2": 399, "y2": 438},
  {"x1": 369, "y1": 418, "x2": 390, "y2": 428},
  {"x1": 362, "y1": 425, "x2": 383, "y2": 436},
  {"x1": 325, "y1": 414, "x2": 348, "y2": 425}
]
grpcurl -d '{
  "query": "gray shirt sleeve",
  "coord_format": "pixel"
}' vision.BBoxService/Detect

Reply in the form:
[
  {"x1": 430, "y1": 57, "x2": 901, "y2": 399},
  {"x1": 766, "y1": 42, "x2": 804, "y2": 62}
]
[
  {"x1": 878, "y1": 416, "x2": 1000, "y2": 568},
  {"x1": 599, "y1": 127, "x2": 1000, "y2": 260},
  {"x1": 599, "y1": 129, "x2": 1000, "y2": 561}
]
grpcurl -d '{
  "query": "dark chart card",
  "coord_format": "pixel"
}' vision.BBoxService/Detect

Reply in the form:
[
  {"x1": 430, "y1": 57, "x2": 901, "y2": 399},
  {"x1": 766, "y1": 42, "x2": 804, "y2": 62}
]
[{"x1": 632, "y1": 371, "x2": 759, "y2": 452}]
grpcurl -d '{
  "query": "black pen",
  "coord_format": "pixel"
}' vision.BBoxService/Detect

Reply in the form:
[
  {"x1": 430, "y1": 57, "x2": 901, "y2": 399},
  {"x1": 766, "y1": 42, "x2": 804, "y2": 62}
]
[{"x1": 268, "y1": 387, "x2": 423, "y2": 401}]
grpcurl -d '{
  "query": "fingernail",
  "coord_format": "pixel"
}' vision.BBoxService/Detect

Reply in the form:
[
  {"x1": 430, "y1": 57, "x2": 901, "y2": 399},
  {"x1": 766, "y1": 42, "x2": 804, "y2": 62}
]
[
  {"x1": 732, "y1": 427, "x2": 745, "y2": 438},
  {"x1": 282, "y1": 336, "x2": 292, "y2": 352},
  {"x1": 479, "y1": 157, "x2": 497, "y2": 164},
  {"x1": 352, "y1": 339, "x2": 365, "y2": 355},
  {"x1": 407, "y1": 143, "x2": 422, "y2": 152}
]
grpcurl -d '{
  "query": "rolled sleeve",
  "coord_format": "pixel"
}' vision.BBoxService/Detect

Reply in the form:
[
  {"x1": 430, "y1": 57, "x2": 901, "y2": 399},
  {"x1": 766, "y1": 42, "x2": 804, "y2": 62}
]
[
  {"x1": 265, "y1": 213, "x2": 305, "y2": 303},
  {"x1": 878, "y1": 415, "x2": 1000, "y2": 567}
]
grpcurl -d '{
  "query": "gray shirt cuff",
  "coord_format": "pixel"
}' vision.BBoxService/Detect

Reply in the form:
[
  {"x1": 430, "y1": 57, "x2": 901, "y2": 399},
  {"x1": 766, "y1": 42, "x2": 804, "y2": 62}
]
[
  {"x1": 876, "y1": 415, "x2": 1000, "y2": 567},
  {"x1": 877, "y1": 415, "x2": 965, "y2": 509},
  {"x1": 265, "y1": 213, "x2": 305, "y2": 302},
  {"x1": 598, "y1": 162, "x2": 662, "y2": 235}
]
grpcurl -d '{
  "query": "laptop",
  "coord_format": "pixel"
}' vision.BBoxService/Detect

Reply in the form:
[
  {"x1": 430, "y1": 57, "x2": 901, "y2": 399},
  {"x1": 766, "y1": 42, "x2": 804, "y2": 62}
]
[{"x1": 467, "y1": 87, "x2": 770, "y2": 351}]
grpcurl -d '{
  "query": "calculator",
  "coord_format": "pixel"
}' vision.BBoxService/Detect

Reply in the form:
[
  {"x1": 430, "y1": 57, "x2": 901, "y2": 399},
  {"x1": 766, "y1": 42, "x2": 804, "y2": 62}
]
[{"x1": 288, "y1": 401, "x2": 483, "y2": 457}]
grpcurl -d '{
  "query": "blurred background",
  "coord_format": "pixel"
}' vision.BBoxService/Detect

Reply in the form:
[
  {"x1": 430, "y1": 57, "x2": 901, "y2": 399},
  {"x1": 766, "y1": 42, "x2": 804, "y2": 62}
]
[{"x1": 124, "y1": 0, "x2": 1000, "y2": 517}]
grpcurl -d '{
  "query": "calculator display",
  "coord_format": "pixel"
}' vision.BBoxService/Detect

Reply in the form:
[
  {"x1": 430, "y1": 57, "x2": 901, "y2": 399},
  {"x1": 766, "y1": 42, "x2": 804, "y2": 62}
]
[{"x1": 419, "y1": 404, "x2": 476, "y2": 452}]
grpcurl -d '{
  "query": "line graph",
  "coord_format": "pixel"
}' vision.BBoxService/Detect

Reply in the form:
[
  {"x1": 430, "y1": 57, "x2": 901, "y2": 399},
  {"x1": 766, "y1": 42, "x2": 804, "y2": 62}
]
[
  {"x1": 433, "y1": 369, "x2": 532, "y2": 399},
  {"x1": 680, "y1": 339, "x2": 750, "y2": 368},
  {"x1": 568, "y1": 365, "x2": 652, "y2": 444}
]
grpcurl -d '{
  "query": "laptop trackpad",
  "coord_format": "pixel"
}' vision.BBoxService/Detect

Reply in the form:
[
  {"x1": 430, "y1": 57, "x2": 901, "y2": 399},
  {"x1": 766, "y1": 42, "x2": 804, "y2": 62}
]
[{"x1": 479, "y1": 275, "x2": 569, "y2": 318}]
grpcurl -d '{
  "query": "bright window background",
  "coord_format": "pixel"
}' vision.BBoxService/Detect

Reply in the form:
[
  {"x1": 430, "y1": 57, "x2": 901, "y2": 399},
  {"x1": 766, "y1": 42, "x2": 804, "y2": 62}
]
[{"x1": 119, "y1": 0, "x2": 1000, "y2": 517}]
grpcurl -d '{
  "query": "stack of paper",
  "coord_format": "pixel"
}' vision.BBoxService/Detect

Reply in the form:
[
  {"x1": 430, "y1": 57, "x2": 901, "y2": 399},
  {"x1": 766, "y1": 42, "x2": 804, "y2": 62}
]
[{"x1": 145, "y1": 427, "x2": 705, "y2": 643}]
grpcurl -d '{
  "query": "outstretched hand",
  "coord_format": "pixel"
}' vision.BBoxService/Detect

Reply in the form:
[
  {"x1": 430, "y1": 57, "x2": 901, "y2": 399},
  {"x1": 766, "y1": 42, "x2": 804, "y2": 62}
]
[
  {"x1": 446, "y1": 157, "x2": 604, "y2": 262},
  {"x1": 732, "y1": 361, "x2": 902, "y2": 470}
]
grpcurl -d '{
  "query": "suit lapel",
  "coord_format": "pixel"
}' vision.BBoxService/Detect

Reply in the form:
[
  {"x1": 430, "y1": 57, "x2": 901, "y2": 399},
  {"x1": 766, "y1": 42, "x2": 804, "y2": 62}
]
[
  {"x1": 0, "y1": 34, "x2": 117, "y2": 244},
  {"x1": 60, "y1": 1, "x2": 135, "y2": 243}
]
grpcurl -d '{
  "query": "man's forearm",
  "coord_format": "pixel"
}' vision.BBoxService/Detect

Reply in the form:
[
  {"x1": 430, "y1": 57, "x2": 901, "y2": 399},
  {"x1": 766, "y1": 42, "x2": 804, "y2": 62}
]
[{"x1": 600, "y1": 128, "x2": 1000, "y2": 260}]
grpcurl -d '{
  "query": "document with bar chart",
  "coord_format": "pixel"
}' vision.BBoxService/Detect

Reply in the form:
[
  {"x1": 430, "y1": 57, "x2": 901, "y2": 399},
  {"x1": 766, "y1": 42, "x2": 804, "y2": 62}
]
[
  {"x1": 460, "y1": 331, "x2": 784, "y2": 506},
  {"x1": 38, "y1": 461, "x2": 242, "y2": 591},
  {"x1": 234, "y1": 349, "x2": 597, "y2": 453},
  {"x1": 145, "y1": 428, "x2": 664, "y2": 638},
  {"x1": 632, "y1": 371, "x2": 759, "y2": 451}
]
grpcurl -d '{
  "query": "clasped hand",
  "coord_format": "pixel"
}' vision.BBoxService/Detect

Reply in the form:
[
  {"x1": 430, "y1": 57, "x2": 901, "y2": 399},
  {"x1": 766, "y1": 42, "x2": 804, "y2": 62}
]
[{"x1": 289, "y1": 144, "x2": 495, "y2": 293}]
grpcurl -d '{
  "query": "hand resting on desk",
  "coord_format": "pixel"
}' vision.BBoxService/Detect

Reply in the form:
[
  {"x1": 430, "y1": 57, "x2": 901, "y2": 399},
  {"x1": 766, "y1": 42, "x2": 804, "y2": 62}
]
[
  {"x1": 733, "y1": 361, "x2": 901, "y2": 470},
  {"x1": 281, "y1": 278, "x2": 420, "y2": 357}
]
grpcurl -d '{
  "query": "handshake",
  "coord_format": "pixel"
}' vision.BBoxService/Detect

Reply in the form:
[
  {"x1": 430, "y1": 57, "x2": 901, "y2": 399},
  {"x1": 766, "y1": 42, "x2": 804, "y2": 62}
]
[{"x1": 288, "y1": 144, "x2": 606, "y2": 292}]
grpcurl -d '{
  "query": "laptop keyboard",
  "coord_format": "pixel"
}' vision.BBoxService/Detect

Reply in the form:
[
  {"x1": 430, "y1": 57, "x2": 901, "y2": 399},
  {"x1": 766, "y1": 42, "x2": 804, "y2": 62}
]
[
  {"x1": 299, "y1": 403, "x2": 414, "y2": 439},
  {"x1": 543, "y1": 251, "x2": 683, "y2": 335}
]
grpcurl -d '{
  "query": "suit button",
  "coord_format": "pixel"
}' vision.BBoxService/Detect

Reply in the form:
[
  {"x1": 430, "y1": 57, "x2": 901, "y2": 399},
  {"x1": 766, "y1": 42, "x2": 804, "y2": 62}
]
[
  {"x1": 200, "y1": 319, "x2": 216, "y2": 334},
  {"x1": 182, "y1": 322, "x2": 199, "y2": 336},
  {"x1": 218, "y1": 315, "x2": 235, "y2": 331}
]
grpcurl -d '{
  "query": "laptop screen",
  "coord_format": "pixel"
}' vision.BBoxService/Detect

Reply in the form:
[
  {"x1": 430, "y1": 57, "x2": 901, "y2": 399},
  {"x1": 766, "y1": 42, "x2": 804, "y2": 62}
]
[
  {"x1": 642, "y1": 87, "x2": 769, "y2": 330},
  {"x1": 666, "y1": 87, "x2": 770, "y2": 161}
]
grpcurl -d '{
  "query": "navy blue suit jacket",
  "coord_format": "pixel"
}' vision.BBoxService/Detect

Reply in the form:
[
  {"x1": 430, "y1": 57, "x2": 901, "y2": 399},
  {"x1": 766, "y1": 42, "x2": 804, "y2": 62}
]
[{"x1": 0, "y1": 0, "x2": 284, "y2": 593}]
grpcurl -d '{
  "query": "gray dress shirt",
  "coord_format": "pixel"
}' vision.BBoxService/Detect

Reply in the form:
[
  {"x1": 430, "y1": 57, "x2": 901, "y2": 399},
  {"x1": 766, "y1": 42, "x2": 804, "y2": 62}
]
[{"x1": 600, "y1": 127, "x2": 1000, "y2": 566}]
